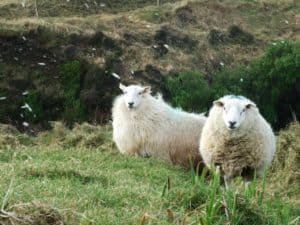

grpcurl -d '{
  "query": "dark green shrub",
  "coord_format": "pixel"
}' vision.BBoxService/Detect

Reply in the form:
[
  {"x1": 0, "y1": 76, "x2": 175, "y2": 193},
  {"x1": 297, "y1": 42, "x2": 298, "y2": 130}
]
[
  {"x1": 229, "y1": 41, "x2": 300, "y2": 129},
  {"x1": 228, "y1": 25, "x2": 254, "y2": 45},
  {"x1": 166, "y1": 71, "x2": 212, "y2": 112},
  {"x1": 59, "y1": 60, "x2": 86, "y2": 124},
  {"x1": 23, "y1": 90, "x2": 44, "y2": 123},
  {"x1": 213, "y1": 41, "x2": 300, "y2": 129},
  {"x1": 166, "y1": 41, "x2": 300, "y2": 129},
  {"x1": 208, "y1": 29, "x2": 228, "y2": 46},
  {"x1": 210, "y1": 65, "x2": 248, "y2": 98}
]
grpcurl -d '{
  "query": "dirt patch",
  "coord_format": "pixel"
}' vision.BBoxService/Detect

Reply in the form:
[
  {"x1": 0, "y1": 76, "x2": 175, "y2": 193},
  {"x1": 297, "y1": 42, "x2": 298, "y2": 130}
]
[
  {"x1": 154, "y1": 25, "x2": 198, "y2": 50},
  {"x1": 228, "y1": 25, "x2": 255, "y2": 45},
  {"x1": 0, "y1": 27, "x2": 121, "y2": 130},
  {"x1": 0, "y1": 202, "x2": 67, "y2": 225},
  {"x1": 208, "y1": 25, "x2": 255, "y2": 46}
]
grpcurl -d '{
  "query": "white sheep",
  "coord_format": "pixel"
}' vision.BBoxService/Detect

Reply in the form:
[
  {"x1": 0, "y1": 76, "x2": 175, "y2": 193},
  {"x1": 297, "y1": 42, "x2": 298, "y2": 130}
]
[
  {"x1": 112, "y1": 83, "x2": 207, "y2": 169},
  {"x1": 199, "y1": 95, "x2": 276, "y2": 187}
]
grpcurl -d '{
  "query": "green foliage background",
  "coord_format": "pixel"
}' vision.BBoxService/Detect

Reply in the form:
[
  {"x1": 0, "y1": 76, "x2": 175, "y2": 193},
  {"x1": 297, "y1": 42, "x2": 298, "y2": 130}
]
[
  {"x1": 166, "y1": 41, "x2": 300, "y2": 129},
  {"x1": 59, "y1": 60, "x2": 86, "y2": 125}
]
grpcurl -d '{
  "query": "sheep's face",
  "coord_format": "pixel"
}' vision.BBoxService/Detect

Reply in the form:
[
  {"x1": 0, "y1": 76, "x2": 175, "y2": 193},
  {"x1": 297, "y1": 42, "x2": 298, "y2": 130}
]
[
  {"x1": 214, "y1": 98, "x2": 256, "y2": 130},
  {"x1": 119, "y1": 83, "x2": 151, "y2": 109}
]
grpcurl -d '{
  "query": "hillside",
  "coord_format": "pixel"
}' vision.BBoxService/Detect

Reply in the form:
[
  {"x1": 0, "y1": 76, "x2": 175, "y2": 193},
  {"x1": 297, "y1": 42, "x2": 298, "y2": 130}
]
[
  {"x1": 0, "y1": 0, "x2": 299, "y2": 130},
  {"x1": 0, "y1": 2, "x2": 299, "y2": 224},
  {"x1": 0, "y1": 122, "x2": 299, "y2": 224}
]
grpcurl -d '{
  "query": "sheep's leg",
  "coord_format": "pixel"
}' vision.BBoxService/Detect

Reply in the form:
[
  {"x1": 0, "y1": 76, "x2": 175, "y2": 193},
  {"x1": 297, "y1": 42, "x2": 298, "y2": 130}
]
[
  {"x1": 215, "y1": 165, "x2": 221, "y2": 175},
  {"x1": 244, "y1": 180, "x2": 251, "y2": 189},
  {"x1": 224, "y1": 175, "x2": 232, "y2": 190},
  {"x1": 241, "y1": 167, "x2": 256, "y2": 188},
  {"x1": 256, "y1": 168, "x2": 265, "y2": 178},
  {"x1": 140, "y1": 152, "x2": 151, "y2": 158}
]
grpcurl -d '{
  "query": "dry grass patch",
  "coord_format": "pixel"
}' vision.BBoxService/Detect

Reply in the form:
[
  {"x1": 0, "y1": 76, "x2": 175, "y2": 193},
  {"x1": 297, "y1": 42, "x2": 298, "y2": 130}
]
[
  {"x1": 268, "y1": 122, "x2": 300, "y2": 203},
  {"x1": 0, "y1": 202, "x2": 67, "y2": 225}
]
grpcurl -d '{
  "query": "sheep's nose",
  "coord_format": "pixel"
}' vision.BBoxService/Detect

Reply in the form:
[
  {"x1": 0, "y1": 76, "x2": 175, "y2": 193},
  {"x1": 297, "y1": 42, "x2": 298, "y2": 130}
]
[
  {"x1": 229, "y1": 121, "x2": 236, "y2": 128},
  {"x1": 128, "y1": 102, "x2": 134, "y2": 107}
]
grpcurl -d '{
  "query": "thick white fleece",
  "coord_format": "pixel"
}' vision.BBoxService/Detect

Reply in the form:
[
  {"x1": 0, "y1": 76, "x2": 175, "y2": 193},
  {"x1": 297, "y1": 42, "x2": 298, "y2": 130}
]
[
  {"x1": 112, "y1": 94, "x2": 207, "y2": 168},
  {"x1": 199, "y1": 99, "x2": 276, "y2": 179}
]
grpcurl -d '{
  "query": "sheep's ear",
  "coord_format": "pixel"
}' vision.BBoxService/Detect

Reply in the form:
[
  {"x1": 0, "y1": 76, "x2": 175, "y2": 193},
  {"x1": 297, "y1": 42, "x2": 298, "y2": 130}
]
[
  {"x1": 119, "y1": 83, "x2": 126, "y2": 92},
  {"x1": 142, "y1": 86, "x2": 151, "y2": 94},
  {"x1": 213, "y1": 100, "x2": 224, "y2": 107},
  {"x1": 245, "y1": 102, "x2": 256, "y2": 109}
]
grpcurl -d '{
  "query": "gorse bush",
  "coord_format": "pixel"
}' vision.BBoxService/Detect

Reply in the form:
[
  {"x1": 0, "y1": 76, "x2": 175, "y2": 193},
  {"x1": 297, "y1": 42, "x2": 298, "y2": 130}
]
[
  {"x1": 166, "y1": 71, "x2": 211, "y2": 112},
  {"x1": 59, "y1": 60, "x2": 86, "y2": 125},
  {"x1": 247, "y1": 41, "x2": 300, "y2": 128},
  {"x1": 166, "y1": 41, "x2": 300, "y2": 129},
  {"x1": 23, "y1": 90, "x2": 44, "y2": 123}
]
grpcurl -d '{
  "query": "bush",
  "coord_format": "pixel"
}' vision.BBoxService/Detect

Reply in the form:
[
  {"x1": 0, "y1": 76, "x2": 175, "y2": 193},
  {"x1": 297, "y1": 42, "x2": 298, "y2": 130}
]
[
  {"x1": 166, "y1": 41, "x2": 300, "y2": 129},
  {"x1": 59, "y1": 60, "x2": 86, "y2": 125},
  {"x1": 248, "y1": 41, "x2": 300, "y2": 128},
  {"x1": 166, "y1": 71, "x2": 212, "y2": 112},
  {"x1": 23, "y1": 90, "x2": 44, "y2": 123},
  {"x1": 213, "y1": 41, "x2": 300, "y2": 129}
]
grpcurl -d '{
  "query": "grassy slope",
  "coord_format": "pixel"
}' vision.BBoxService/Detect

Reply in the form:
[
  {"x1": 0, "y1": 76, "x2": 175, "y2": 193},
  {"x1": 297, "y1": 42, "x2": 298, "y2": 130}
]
[
  {"x1": 0, "y1": 123, "x2": 299, "y2": 225},
  {"x1": 0, "y1": 0, "x2": 299, "y2": 128},
  {"x1": 0, "y1": 0, "x2": 299, "y2": 75},
  {"x1": 0, "y1": 124, "x2": 195, "y2": 224},
  {"x1": 0, "y1": 146, "x2": 191, "y2": 224}
]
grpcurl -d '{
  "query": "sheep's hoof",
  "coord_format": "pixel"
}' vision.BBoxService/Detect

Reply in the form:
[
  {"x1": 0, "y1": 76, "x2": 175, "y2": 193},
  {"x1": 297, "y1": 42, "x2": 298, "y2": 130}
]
[{"x1": 140, "y1": 152, "x2": 151, "y2": 158}]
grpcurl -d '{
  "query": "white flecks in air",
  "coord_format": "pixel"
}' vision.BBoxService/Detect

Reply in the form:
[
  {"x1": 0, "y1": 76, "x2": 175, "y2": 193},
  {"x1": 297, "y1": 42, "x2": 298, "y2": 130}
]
[
  {"x1": 111, "y1": 72, "x2": 120, "y2": 80},
  {"x1": 21, "y1": 103, "x2": 33, "y2": 112},
  {"x1": 163, "y1": 44, "x2": 169, "y2": 49},
  {"x1": 22, "y1": 122, "x2": 29, "y2": 127}
]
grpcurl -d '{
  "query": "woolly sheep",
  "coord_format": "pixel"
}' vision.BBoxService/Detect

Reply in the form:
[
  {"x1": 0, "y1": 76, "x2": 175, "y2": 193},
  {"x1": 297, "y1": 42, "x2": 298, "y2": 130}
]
[
  {"x1": 112, "y1": 83, "x2": 207, "y2": 169},
  {"x1": 199, "y1": 95, "x2": 276, "y2": 187}
]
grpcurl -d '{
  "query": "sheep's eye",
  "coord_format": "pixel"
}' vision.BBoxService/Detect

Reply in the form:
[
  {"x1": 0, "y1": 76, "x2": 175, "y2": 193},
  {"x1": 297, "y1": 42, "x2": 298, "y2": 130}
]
[
  {"x1": 240, "y1": 108, "x2": 246, "y2": 115},
  {"x1": 138, "y1": 92, "x2": 142, "y2": 95}
]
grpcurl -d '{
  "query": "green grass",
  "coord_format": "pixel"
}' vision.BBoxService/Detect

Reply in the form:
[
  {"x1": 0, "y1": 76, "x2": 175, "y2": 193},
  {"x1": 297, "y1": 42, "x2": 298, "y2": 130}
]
[{"x1": 0, "y1": 123, "x2": 299, "y2": 224}]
